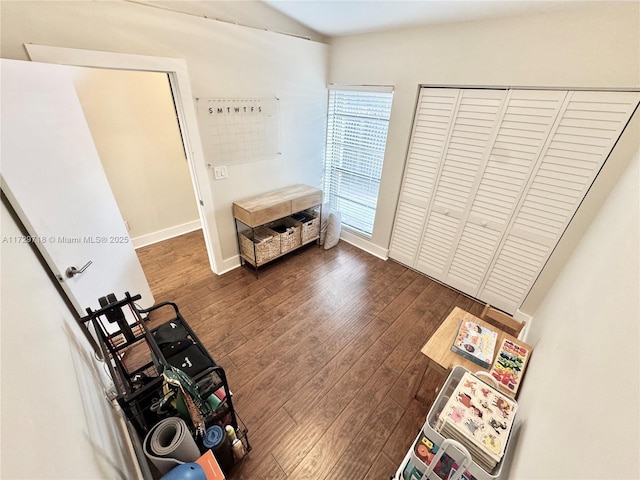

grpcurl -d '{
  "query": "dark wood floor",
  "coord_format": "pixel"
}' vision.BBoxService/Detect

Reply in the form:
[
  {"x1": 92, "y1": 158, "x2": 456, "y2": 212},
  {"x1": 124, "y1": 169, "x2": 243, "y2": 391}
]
[{"x1": 136, "y1": 230, "x2": 484, "y2": 480}]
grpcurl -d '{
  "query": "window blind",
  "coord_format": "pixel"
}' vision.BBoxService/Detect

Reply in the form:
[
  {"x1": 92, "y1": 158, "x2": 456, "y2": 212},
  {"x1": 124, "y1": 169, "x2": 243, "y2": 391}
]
[{"x1": 323, "y1": 87, "x2": 393, "y2": 237}]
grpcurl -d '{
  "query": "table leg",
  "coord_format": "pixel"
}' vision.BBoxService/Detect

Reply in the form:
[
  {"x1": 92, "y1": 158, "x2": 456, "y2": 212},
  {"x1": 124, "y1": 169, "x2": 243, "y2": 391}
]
[{"x1": 409, "y1": 359, "x2": 429, "y2": 399}]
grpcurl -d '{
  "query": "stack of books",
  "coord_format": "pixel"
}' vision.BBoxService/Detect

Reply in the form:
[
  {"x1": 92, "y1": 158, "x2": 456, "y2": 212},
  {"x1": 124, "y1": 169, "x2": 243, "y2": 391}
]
[
  {"x1": 450, "y1": 318, "x2": 498, "y2": 369},
  {"x1": 435, "y1": 371, "x2": 517, "y2": 473}
]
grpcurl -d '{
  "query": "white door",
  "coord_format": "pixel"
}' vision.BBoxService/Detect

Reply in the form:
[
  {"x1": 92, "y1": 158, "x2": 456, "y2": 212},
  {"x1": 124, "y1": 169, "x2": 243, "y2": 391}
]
[
  {"x1": 390, "y1": 86, "x2": 639, "y2": 314},
  {"x1": 1, "y1": 58, "x2": 154, "y2": 315},
  {"x1": 478, "y1": 90, "x2": 640, "y2": 313}
]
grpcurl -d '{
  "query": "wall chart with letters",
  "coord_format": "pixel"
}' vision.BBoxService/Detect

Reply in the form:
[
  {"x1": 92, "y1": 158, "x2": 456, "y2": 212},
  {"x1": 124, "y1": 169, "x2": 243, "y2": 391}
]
[{"x1": 196, "y1": 97, "x2": 280, "y2": 166}]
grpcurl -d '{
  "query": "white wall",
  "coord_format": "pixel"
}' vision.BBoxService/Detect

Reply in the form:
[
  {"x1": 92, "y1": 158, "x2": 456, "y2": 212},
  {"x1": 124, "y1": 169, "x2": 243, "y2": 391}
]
[
  {"x1": 0, "y1": 0, "x2": 329, "y2": 270},
  {"x1": 0, "y1": 201, "x2": 139, "y2": 479},
  {"x1": 71, "y1": 67, "x2": 200, "y2": 246},
  {"x1": 328, "y1": 4, "x2": 640, "y2": 478},
  {"x1": 328, "y1": 1, "x2": 640, "y2": 311},
  {"x1": 508, "y1": 132, "x2": 640, "y2": 479}
]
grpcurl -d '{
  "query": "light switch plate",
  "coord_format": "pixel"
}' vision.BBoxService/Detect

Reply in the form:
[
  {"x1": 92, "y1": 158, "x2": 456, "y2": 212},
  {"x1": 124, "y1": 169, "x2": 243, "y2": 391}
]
[{"x1": 213, "y1": 166, "x2": 228, "y2": 180}]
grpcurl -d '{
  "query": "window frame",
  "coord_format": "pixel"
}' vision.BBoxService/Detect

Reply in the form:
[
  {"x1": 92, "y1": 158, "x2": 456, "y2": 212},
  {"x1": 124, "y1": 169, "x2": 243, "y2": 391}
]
[{"x1": 322, "y1": 84, "x2": 394, "y2": 238}]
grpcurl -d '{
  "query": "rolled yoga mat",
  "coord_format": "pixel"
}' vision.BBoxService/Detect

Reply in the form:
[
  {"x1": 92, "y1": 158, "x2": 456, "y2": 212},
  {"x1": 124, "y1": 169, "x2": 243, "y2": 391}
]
[
  {"x1": 144, "y1": 417, "x2": 201, "y2": 474},
  {"x1": 202, "y1": 425, "x2": 234, "y2": 473}
]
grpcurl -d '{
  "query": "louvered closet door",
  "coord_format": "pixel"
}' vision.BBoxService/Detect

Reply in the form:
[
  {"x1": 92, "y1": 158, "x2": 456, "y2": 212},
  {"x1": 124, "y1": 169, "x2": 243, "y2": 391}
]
[
  {"x1": 415, "y1": 89, "x2": 508, "y2": 280},
  {"x1": 479, "y1": 90, "x2": 640, "y2": 313},
  {"x1": 390, "y1": 87, "x2": 638, "y2": 314},
  {"x1": 444, "y1": 90, "x2": 568, "y2": 296},
  {"x1": 388, "y1": 88, "x2": 461, "y2": 265}
]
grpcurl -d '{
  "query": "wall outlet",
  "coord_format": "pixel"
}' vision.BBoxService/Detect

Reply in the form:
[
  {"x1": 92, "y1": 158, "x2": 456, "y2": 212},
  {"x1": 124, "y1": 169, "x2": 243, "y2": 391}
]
[{"x1": 213, "y1": 166, "x2": 228, "y2": 180}]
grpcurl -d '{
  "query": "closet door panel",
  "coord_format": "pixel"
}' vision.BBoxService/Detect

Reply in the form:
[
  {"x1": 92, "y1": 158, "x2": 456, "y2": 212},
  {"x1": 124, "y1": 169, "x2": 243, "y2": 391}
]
[
  {"x1": 416, "y1": 89, "x2": 507, "y2": 280},
  {"x1": 445, "y1": 220, "x2": 503, "y2": 295},
  {"x1": 469, "y1": 90, "x2": 567, "y2": 223},
  {"x1": 479, "y1": 90, "x2": 640, "y2": 313},
  {"x1": 389, "y1": 202, "x2": 428, "y2": 264},
  {"x1": 445, "y1": 90, "x2": 567, "y2": 295},
  {"x1": 481, "y1": 234, "x2": 554, "y2": 313},
  {"x1": 416, "y1": 209, "x2": 461, "y2": 278},
  {"x1": 430, "y1": 90, "x2": 506, "y2": 212},
  {"x1": 511, "y1": 90, "x2": 639, "y2": 240},
  {"x1": 390, "y1": 87, "x2": 638, "y2": 315},
  {"x1": 389, "y1": 88, "x2": 460, "y2": 265}
]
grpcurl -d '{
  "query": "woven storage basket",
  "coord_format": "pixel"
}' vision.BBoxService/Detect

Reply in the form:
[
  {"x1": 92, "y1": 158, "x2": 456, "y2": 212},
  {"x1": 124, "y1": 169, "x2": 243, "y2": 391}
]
[
  {"x1": 268, "y1": 217, "x2": 302, "y2": 254},
  {"x1": 239, "y1": 226, "x2": 281, "y2": 266},
  {"x1": 300, "y1": 211, "x2": 320, "y2": 244}
]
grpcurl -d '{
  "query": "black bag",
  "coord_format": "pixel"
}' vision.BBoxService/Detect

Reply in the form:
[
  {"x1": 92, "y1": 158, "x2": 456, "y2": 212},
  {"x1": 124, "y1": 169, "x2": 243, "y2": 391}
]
[
  {"x1": 153, "y1": 321, "x2": 194, "y2": 356},
  {"x1": 167, "y1": 345, "x2": 213, "y2": 377},
  {"x1": 153, "y1": 321, "x2": 189, "y2": 344},
  {"x1": 159, "y1": 338, "x2": 194, "y2": 357}
]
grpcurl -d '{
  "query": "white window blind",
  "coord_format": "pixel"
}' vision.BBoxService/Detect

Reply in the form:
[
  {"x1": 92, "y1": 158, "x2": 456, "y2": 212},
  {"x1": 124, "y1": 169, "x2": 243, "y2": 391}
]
[{"x1": 323, "y1": 86, "x2": 393, "y2": 237}]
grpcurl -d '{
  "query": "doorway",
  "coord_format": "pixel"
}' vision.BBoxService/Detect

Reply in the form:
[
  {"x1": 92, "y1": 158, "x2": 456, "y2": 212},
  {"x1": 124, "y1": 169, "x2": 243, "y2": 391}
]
[
  {"x1": 26, "y1": 44, "x2": 224, "y2": 274},
  {"x1": 70, "y1": 66, "x2": 200, "y2": 249}
]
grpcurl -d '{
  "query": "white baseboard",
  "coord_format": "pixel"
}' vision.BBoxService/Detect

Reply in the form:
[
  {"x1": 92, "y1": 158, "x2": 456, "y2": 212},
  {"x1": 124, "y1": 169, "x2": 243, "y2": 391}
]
[
  {"x1": 132, "y1": 220, "x2": 201, "y2": 249},
  {"x1": 218, "y1": 256, "x2": 242, "y2": 275},
  {"x1": 219, "y1": 230, "x2": 390, "y2": 275},
  {"x1": 340, "y1": 230, "x2": 389, "y2": 260}
]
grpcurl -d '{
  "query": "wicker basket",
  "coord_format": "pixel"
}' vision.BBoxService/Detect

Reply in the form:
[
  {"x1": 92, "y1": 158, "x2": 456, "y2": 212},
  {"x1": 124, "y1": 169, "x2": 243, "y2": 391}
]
[
  {"x1": 292, "y1": 209, "x2": 320, "y2": 244},
  {"x1": 300, "y1": 211, "x2": 320, "y2": 244},
  {"x1": 239, "y1": 226, "x2": 281, "y2": 266},
  {"x1": 267, "y1": 217, "x2": 302, "y2": 254}
]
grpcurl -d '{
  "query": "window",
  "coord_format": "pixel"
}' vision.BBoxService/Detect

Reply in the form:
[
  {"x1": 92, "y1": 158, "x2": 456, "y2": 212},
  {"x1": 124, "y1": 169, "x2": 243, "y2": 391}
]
[{"x1": 323, "y1": 86, "x2": 393, "y2": 237}]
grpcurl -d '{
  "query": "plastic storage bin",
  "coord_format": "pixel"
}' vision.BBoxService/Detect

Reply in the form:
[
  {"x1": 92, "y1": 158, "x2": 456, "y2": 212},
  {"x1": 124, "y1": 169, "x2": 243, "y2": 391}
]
[{"x1": 394, "y1": 366, "x2": 519, "y2": 480}]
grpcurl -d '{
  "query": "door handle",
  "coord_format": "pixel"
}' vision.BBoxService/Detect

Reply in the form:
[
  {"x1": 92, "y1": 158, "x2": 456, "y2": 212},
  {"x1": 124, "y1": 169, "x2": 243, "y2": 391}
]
[{"x1": 66, "y1": 260, "x2": 93, "y2": 278}]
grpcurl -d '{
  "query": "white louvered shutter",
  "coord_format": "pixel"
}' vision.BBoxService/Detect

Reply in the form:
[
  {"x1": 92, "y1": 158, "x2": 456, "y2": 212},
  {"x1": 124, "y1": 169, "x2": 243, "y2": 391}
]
[
  {"x1": 388, "y1": 88, "x2": 460, "y2": 265},
  {"x1": 479, "y1": 90, "x2": 640, "y2": 312},
  {"x1": 415, "y1": 89, "x2": 508, "y2": 281},
  {"x1": 390, "y1": 86, "x2": 638, "y2": 314},
  {"x1": 445, "y1": 90, "x2": 568, "y2": 295}
]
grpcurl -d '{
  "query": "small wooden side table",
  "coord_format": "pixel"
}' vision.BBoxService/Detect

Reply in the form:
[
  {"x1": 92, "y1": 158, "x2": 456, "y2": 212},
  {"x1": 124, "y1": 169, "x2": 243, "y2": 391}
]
[{"x1": 418, "y1": 307, "x2": 532, "y2": 398}]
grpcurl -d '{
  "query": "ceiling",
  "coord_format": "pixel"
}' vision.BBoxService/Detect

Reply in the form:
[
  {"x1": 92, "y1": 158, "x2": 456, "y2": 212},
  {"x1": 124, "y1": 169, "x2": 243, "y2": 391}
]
[{"x1": 262, "y1": 0, "x2": 590, "y2": 37}]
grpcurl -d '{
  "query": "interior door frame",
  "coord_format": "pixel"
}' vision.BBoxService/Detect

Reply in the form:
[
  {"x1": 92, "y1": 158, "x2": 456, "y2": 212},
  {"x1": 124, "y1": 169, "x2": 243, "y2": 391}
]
[{"x1": 25, "y1": 44, "x2": 223, "y2": 274}]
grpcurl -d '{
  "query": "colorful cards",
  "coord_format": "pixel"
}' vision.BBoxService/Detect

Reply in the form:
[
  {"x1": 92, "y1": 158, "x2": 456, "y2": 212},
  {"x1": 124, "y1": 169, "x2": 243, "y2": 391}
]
[{"x1": 489, "y1": 338, "x2": 530, "y2": 396}]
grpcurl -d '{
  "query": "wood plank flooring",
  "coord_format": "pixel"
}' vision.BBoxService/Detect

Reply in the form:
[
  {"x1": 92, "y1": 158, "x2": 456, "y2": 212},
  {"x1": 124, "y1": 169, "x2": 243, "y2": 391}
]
[{"x1": 136, "y1": 230, "x2": 484, "y2": 480}]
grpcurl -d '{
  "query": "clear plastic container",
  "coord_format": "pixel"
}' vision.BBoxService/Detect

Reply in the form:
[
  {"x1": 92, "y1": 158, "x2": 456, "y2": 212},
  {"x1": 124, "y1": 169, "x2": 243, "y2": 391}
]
[{"x1": 394, "y1": 366, "x2": 520, "y2": 480}]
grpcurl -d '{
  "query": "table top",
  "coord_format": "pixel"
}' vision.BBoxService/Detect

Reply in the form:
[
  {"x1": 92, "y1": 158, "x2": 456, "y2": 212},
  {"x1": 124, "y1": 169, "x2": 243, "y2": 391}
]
[
  {"x1": 421, "y1": 307, "x2": 531, "y2": 396},
  {"x1": 232, "y1": 184, "x2": 322, "y2": 227},
  {"x1": 232, "y1": 184, "x2": 321, "y2": 213}
]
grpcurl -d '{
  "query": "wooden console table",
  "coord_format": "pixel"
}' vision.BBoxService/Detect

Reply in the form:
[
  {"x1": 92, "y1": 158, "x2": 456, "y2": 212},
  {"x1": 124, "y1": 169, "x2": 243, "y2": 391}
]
[
  {"x1": 233, "y1": 184, "x2": 322, "y2": 228},
  {"x1": 232, "y1": 184, "x2": 323, "y2": 272}
]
